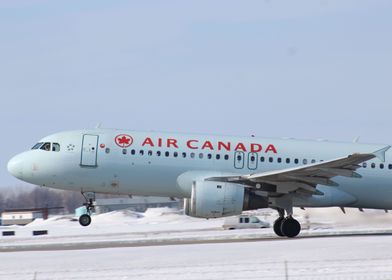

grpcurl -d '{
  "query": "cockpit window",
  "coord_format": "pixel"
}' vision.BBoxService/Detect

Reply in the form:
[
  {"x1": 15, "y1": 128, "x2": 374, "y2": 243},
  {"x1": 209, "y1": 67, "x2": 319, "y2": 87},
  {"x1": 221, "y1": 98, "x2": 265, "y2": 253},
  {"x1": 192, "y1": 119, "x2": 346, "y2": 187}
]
[
  {"x1": 31, "y1": 142, "x2": 44, "y2": 150},
  {"x1": 40, "y1": 142, "x2": 51, "y2": 151},
  {"x1": 52, "y1": 143, "x2": 60, "y2": 152},
  {"x1": 32, "y1": 142, "x2": 60, "y2": 152}
]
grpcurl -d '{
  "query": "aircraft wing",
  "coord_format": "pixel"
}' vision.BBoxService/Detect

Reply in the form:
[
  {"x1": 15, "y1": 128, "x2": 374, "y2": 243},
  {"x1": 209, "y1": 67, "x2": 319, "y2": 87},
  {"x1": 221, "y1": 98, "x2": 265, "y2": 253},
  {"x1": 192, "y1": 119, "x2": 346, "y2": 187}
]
[{"x1": 206, "y1": 146, "x2": 391, "y2": 195}]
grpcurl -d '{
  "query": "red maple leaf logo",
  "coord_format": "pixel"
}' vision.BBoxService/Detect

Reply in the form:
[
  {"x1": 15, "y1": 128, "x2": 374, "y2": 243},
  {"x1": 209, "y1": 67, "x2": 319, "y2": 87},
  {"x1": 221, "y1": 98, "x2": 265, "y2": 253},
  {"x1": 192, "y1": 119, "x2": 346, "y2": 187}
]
[
  {"x1": 118, "y1": 136, "x2": 130, "y2": 145},
  {"x1": 115, "y1": 134, "x2": 133, "y2": 148}
]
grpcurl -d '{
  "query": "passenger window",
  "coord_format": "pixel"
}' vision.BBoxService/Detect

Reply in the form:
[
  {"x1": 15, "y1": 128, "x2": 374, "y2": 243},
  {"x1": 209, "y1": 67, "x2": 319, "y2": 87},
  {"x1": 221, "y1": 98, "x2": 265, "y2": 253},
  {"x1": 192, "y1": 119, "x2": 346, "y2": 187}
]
[
  {"x1": 182, "y1": 152, "x2": 187, "y2": 158},
  {"x1": 277, "y1": 158, "x2": 282, "y2": 163},
  {"x1": 269, "y1": 157, "x2": 273, "y2": 163},
  {"x1": 294, "y1": 159, "x2": 299, "y2": 164},
  {"x1": 250, "y1": 155, "x2": 255, "y2": 162},
  {"x1": 311, "y1": 159, "x2": 316, "y2": 164},
  {"x1": 380, "y1": 163, "x2": 384, "y2": 169},
  {"x1": 105, "y1": 148, "x2": 110, "y2": 154},
  {"x1": 224, "y1": 155, "x2": 229, "y2": 160},
  {"x1": 260, "y1": 157, "x2": 265, "y2": 162},
  {"x1": 157, "y1": 151, "x2": 161, "y2": 156},
  {"x1": 208, "y1": 154, "x2": 212, "y2": 159},
  {"x1": 148, "y1": 150, "x2": 153, "y2": 156},
  {"x1": 237, "y1": 155, "x2": 242, "y2": 161},
  {"x1": 303, "y1": 159, "x2": 308, "y2": 164},
  {"x1": 40, "y1": 142, "x2": 51, "y2": 151},
  {"x1": 199, "y1": 153, "x2": 203, "y2": 159},
  {"x1": 216, "y1": 154, "x2": 221, "y2": 160},
  {"x1": 139, "y1": 150, "x2": 144, "y2": 156},
  {"x1": 362, "y1": 162, "x2": 367, "y2": 168},
  {"x1": 286, "y1": 158, "x2": 290, "y2": 164},
  {"x1": 174, "y1": 152, "x2": 178, "y2": 157},
  {"x1": 190, "y1": 153, "x2": 195, "y2": 158},
  {"x1": 52, "y1": 143, "x2": 60, "y2": 152},
  {"x1": 122, "y1": 149, "x2": 127, "y2": 155},
  {"x1": 371, "y1": 163, "x2": 376, "y2": 168},
  {"x1": 131, "y1": 149, "x2": 136, "y2": 155},
  {"x1": 165, "y1": 151, "x2": 170, "y2": 157},
  {"x1": 389, "y1": 164, "x2": 392, "y2": 170}
]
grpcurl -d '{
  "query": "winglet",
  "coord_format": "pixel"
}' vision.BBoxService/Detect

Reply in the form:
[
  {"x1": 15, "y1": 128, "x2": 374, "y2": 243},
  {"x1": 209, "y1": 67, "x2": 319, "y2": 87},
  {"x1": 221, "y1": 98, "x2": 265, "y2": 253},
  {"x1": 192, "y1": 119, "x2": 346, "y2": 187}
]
[{"x1": 373, "y1": 146, "x2": 391, "y2": 162}]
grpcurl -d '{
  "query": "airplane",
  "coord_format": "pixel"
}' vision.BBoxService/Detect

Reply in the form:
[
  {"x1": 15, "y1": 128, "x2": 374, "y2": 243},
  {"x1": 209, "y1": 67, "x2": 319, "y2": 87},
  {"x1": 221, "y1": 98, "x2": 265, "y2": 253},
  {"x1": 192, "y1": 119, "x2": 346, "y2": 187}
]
[{"x1": 6, "y1": 128, "x2": 392, "y2": 238}]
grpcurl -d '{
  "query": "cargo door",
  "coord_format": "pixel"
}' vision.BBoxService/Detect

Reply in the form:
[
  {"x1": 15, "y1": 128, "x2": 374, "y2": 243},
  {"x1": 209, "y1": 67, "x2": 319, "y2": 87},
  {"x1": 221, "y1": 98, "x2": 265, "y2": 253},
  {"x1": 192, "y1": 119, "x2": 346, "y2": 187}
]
[{"x1": 81, "y1": 134, "x2": 99, "y2": 167}]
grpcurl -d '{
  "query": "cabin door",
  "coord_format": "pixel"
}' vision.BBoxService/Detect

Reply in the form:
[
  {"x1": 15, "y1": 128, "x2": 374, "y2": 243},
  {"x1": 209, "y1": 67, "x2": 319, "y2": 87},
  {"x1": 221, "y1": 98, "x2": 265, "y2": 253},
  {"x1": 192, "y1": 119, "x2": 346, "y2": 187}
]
[{"x1": 81, "y1": 134, "x2": 99, "y2": 167}]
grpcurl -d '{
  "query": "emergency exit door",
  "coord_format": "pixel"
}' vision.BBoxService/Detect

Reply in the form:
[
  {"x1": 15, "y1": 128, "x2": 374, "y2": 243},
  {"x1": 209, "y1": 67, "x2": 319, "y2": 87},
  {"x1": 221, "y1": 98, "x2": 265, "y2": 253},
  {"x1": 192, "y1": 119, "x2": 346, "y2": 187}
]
[
  {"x1": 81, "y1": 134, "x2": 99, "y2": 167},
  {"x1": 247, "y1": 152, "x2": 258, "y2": 170},
  {"x1": 234, "y1": 151, "x2": 245, "y2": 169}
]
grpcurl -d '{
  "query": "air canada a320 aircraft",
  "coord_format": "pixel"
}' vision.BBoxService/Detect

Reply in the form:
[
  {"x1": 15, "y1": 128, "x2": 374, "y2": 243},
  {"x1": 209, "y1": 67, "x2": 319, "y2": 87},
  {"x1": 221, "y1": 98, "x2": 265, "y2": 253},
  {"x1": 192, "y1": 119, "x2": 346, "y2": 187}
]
[{"x1": 7, "y1": 128, "x2": 392, "y2": 237}]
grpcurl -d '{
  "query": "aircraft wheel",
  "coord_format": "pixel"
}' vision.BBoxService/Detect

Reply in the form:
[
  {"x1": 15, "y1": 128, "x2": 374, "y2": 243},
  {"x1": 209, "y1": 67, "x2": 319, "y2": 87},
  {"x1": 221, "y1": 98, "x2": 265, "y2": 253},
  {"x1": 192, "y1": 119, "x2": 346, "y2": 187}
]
[
  {"x1": 79, "y1": 214, "x2": 92, "y2": 227},
  {"x1": 273, "y1": 217, "x2": 285, "y2": 237},
  {"x1": 280, "y1": 217, "x2": 301, "y2": 238}
]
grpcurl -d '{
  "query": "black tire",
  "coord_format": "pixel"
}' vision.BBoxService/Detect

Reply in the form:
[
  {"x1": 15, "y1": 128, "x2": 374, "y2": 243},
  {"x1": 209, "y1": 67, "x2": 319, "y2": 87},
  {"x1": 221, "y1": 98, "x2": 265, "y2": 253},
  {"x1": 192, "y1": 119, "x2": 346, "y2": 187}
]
[
  {"x1": 273, "y1": 217, "x2": 285, "y2": 237},
  {"x1": 79, "y1": 214, "x2": 92, "y2": 227},
  {"x1": 280, "y1": 218, "x2": 301, "y2": 238}
]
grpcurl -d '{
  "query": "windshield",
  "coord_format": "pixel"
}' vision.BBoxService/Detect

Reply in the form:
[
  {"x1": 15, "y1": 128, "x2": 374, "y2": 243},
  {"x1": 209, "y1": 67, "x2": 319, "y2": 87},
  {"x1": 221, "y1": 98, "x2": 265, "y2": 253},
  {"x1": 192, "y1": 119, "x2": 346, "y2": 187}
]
[
  {"x1": 40, "y1": 142, "x2": 51, "y2": 151},
  {"x1": 31, "y1": 143, "x2": 43, "y2": 150},
  {"x1": 31, "y1": 142, "x2": 61, "y2": 152}
]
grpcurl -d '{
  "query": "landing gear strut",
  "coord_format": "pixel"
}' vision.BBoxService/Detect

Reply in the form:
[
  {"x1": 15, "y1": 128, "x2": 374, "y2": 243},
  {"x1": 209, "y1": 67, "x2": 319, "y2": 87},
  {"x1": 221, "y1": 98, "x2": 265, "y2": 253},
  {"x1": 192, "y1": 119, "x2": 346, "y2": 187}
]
[
  {"x1": 79, "y1": 192, "x2": 95, "y2": 227},
  {"x1": 273, "y1": 207, "x2": 301, "y2": 238}
]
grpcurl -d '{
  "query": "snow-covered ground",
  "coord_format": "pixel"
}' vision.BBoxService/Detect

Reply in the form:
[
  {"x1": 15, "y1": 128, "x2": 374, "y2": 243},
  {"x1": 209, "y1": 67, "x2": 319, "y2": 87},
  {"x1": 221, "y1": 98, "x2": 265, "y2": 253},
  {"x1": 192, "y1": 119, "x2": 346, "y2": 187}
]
[
  {"x1": 1, "y1": 236, "x2": 392, "y2": 280},
  {"x1": 1, "y1": 207, "x2": 392, "y2": 251},
  {"x1": 1, "y1": 207, "x2": 392, "y2": 279}
]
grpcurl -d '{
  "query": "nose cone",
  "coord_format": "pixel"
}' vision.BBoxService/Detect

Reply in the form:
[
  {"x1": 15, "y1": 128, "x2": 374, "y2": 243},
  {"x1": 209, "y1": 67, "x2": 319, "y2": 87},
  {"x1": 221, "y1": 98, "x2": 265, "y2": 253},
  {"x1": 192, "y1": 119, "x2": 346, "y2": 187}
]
[{"x1": 7, "y1": 154, "x2": 24, "y2": 180}]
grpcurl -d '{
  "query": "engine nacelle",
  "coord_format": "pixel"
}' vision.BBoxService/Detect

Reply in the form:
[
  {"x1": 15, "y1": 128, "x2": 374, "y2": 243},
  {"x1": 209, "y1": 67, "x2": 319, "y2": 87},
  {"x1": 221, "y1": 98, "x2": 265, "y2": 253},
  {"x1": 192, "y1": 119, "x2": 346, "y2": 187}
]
[{"x1": 184, "y1": 180, "x2": 268, "y2": 218}]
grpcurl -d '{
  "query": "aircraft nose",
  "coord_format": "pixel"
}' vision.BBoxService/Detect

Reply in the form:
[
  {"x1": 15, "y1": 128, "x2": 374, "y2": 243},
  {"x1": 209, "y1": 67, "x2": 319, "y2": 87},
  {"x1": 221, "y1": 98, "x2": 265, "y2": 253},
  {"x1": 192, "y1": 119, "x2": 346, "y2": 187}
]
[{"x1": 7, "y1": 154, "x2": 24, "y2": 179}]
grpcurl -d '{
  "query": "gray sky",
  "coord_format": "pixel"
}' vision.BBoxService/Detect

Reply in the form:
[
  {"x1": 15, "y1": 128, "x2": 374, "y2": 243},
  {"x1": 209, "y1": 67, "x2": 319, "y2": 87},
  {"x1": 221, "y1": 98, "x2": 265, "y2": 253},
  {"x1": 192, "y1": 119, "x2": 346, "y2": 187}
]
[{"x1": 1, "y1": 0, "x2": 392, "y2": 189}]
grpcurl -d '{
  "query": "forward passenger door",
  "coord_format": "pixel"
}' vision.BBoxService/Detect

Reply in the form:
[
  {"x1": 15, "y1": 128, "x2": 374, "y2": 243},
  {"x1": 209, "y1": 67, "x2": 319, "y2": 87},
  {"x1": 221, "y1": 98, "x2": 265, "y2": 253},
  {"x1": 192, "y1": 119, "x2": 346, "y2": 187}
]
[{"x1": 81, "y1": 134, "x2": 99, "y2": 167}]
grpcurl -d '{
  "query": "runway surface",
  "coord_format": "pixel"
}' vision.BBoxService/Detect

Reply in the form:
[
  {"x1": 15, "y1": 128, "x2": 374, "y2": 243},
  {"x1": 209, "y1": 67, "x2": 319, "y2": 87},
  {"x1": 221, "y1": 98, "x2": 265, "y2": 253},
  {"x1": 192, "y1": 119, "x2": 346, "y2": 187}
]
[
  {"x1": 1, "y1": 234, "x2": 392, "y2": 280},
  {"x1": 1, "y1": 229, "x2": 392, "y2": 252}
]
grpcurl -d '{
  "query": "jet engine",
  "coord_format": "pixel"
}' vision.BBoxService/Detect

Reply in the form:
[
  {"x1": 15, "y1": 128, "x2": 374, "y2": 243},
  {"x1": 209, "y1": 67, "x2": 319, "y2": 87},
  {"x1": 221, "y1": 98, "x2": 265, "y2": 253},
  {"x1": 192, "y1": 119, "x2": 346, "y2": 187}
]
[{"x1": 184, "y1": 181, "x2": 268, "y2": 218}]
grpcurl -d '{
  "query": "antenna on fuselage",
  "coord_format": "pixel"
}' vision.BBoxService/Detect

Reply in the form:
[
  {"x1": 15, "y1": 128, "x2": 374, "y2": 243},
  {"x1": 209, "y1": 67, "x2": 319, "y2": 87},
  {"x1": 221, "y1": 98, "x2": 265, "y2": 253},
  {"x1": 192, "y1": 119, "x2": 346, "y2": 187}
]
[
  {"x1": 353, "y1": 136, "x2": 360, "y2": 143},
  {"x1": 95, "y1": 122, "x2": 102, "y2": 129}
]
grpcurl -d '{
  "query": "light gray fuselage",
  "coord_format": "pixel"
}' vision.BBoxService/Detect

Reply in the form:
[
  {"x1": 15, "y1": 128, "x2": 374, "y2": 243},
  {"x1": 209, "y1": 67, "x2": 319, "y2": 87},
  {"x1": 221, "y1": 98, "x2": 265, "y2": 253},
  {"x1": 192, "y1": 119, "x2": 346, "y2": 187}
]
[{"x1": 8, "y1": 129, "x2": 392, "y2": 210}]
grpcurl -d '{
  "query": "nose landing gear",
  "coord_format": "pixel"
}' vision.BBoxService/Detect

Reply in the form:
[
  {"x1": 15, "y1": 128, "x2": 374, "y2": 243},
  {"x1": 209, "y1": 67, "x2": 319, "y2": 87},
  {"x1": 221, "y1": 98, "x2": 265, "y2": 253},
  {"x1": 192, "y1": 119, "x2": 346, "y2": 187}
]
[
  {"x1": 79, "y1": 192, "x2": 95, "y2": 227},
  {"x1": 79, "y1": 213, "x2": 92, "y2": 227}
]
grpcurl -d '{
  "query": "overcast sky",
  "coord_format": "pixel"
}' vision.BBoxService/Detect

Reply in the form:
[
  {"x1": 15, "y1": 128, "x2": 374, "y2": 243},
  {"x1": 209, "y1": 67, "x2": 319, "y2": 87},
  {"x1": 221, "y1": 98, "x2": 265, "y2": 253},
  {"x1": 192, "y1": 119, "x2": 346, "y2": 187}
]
[{"x1": 1, "y1": 0, "x2": 391, "y2": 189}]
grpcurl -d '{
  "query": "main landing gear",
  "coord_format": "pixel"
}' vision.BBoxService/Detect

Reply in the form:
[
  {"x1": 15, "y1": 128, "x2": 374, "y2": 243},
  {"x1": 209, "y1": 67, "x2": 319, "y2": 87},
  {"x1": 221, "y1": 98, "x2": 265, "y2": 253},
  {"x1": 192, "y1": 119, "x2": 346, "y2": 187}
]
[
  {"x1": 273, "y1": 208, "x2": 301, "y2": 238},
  {"x1": 79, "y1": 192, "x2": 95, "y2": 227}
]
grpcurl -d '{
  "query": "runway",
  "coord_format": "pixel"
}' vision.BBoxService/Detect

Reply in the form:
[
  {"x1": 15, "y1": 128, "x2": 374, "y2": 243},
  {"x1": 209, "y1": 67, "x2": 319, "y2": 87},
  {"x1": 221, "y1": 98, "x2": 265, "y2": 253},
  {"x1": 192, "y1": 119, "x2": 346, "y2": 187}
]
[
  {"x1": 1, "y1": 229, "x2": 392, "y2": 252},
  {"x1": 1, "y1": 235, "x2": 392, "y2": 280}
]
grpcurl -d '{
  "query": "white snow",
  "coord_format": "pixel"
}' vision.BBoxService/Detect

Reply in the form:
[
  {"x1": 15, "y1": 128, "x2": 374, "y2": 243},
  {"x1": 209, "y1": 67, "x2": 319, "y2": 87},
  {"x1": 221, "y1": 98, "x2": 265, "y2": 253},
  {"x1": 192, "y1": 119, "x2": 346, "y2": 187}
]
[
  {"x1": 2, "y1": 207, "x2": 392, "y2": 249},
  {"x1": 1, "y1": 207, "x2": 392, "y2": 279},
  {"x1": 1, "y1": 236, "x2": 392, "y2": 280}
]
